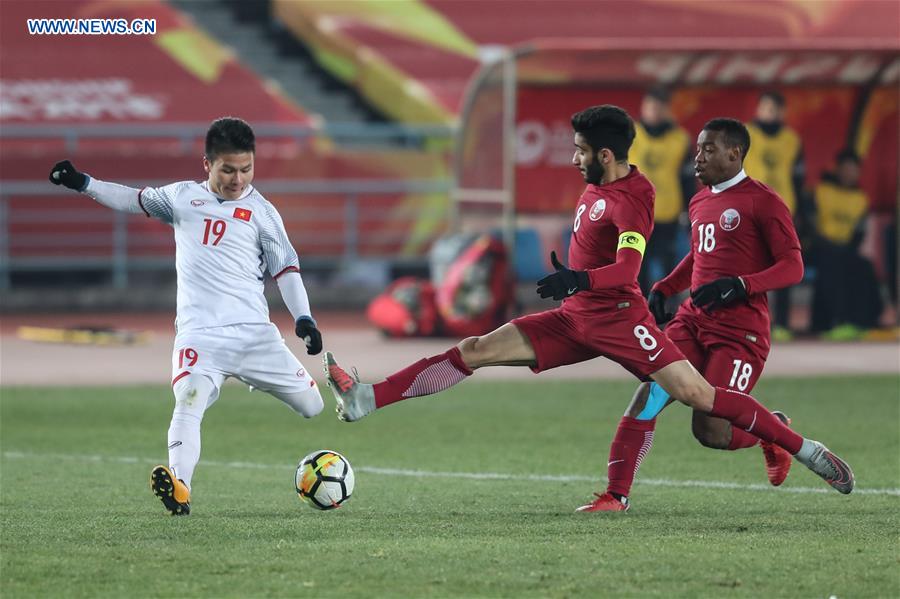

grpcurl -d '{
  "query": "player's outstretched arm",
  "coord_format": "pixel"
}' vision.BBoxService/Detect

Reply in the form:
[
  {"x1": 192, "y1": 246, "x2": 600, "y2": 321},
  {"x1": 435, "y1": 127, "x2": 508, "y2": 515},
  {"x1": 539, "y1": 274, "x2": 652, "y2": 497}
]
[
  {"x1": 49, "y1": 159, "x2": 145, "y2": 214},
  {"x1": 275, "y1": 271, "x2": 322, "y2": 355},
  {"x1": 49, "y1": 160, "x2": 88, "y2": 191},
  {"x1": 536, "y1": 232, "x2": 645, "y2": 301}
]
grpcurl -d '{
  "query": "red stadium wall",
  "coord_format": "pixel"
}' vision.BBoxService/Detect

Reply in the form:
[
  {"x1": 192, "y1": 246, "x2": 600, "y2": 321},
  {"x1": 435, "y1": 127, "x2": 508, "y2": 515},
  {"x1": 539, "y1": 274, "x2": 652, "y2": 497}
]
[{"x1": 513, "y1": 85, "x2": 897, "y2": 214}]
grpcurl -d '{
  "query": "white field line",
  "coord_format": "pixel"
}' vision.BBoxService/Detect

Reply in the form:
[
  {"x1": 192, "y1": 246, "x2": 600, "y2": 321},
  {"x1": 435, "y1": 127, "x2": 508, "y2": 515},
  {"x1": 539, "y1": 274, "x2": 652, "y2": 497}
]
[{"x1": 4, "y1": 450, "x2": 899, "y2": 497}]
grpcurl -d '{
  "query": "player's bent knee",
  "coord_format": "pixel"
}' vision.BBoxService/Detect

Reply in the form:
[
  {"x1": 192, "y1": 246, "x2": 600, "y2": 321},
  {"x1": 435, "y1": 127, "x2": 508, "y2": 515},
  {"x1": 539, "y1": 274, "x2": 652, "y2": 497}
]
[
  {"x1": 658, "y1": 367, "x2": 713, "y2": 411},
  {"x1": 692, "y1": 414, "x2": 731, "y2": 449},
  {"x1": 456, "y1": 336, "x2": 485, "y2": 368},
  {"x1": 172, "y1": 374, "x2": 218, "y2": 417},
  {"x1": 275, "y1": 385, "x2": 324, "y2": 418}
]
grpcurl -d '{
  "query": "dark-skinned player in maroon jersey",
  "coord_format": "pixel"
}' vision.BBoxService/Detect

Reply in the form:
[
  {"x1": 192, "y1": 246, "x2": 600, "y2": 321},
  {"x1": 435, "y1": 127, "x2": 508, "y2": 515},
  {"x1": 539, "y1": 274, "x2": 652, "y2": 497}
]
[
  {"x1": 591, "y1": 118, "x2": 804, "y2": 512},
  {"x1": 323, "y1": 105, "x2": 854, "y2": 510}
]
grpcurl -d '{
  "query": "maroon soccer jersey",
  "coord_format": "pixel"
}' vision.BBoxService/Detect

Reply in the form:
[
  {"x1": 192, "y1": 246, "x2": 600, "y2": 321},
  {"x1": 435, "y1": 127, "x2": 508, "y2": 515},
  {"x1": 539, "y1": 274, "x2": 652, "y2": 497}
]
[
  {"x1": 564, "y1": 166, "x2": 655, "y2": 311},
  {"x1": 658, "y1": 176, "x2": 801, "y2": 337}
]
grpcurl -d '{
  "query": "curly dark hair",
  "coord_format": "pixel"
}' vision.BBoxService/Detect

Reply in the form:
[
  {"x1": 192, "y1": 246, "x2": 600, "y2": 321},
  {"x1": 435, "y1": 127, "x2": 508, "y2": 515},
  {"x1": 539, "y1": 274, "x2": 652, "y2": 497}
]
[{"x1": 570, "y1": 105, "x2": 635, "y2": 161}]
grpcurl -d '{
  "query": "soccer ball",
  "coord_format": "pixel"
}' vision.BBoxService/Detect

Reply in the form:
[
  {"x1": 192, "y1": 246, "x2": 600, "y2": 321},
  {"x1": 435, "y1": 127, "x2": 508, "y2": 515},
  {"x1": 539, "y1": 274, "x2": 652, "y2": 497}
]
[{"x1": 295, "y1": 450, "x2": 354, "y2": 510}]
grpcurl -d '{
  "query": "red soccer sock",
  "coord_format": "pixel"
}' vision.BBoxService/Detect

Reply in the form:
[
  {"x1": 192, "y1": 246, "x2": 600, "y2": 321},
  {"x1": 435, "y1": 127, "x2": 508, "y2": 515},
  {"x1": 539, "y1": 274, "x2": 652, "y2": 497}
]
[
  {"x1": 606, "y1": 416, "x2": 656, "y2": 498},
  {"x1": 727, "y1": 426, "x2": 760, "y2": 450},
  {"x1": 374, "y1": 347, "x2": 473, "y2": 409},
  {"x1": 709, "y1": 387, "x2": 803, "y2": 455}
]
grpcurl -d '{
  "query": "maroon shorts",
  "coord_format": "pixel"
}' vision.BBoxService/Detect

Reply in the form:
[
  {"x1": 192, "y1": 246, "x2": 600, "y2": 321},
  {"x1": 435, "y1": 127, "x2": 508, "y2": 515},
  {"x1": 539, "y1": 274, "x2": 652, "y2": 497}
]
[
  {"x1": 511, "y1": 303, "x2": 685, "y2": 381},
  {"x1": 665, "y1": 313, "x2": 768, "y2": 393}
]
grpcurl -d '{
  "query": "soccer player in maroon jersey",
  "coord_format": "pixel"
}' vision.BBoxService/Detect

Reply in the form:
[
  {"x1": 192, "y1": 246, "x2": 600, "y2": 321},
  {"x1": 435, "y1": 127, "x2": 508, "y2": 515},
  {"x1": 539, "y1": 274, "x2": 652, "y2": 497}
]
[
  {"x1": 592, "y1": 118, "x2": 803, "y2": 512},
  {"x1": 324, "y1": 105, "x2": 854, "y2": 507}
]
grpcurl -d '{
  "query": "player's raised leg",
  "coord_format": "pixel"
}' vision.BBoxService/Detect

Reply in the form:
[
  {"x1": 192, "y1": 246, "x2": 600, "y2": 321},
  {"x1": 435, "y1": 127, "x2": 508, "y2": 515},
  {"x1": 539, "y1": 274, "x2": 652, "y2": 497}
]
[
  {"x1": 151, "y1": 373, "x2": 219, "y2": 515},
  {"x1": 325, "y1": 322, "x2": 537, "y2": 421},
  {"x1": 325, "y1": 322, "x2": 537, "y2": 422},
  {"x1": 651, "y1": 360, "x2": 854, "y2": 493}
]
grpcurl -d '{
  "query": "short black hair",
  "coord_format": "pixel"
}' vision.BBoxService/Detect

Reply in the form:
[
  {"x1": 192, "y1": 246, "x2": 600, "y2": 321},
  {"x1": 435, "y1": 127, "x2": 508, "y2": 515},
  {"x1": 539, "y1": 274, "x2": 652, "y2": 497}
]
[
  {"x1": 835, "y1": 147, "x2": 860, "y2": 165},
  {"x1": 205, "y1": 117, "x2": 255, "y2": 161},
  {"x1": 645, "y1": 86, "x2": 671, "y2": 103},
  {"x1": 570, "y1": 105, "x2": 635, "y2": 161},
  {"x1": 759, "y1": 90, "x2": 785, "y2": 108},
  {"x1": 703, "y1": 118, "x2": 751, "y2": 159}
]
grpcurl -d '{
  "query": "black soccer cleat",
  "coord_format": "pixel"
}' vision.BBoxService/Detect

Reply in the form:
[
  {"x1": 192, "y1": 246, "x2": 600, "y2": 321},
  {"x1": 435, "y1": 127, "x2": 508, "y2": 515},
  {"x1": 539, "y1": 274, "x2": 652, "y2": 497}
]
[{"x1": 150, "y1": 465, "x2": 191, "y2": 516}]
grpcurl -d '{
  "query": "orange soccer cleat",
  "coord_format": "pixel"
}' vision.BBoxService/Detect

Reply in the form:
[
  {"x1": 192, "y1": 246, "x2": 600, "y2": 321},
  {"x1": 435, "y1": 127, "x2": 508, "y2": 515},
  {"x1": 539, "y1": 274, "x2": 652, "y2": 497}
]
[
  {"x1": 150, "y1": 465, "x2": 191, "y2": 516},
  {"x1": 760, "y1": 411, "x2": 793, "y2": 486},
  {"x1": 575, "y1": 492, "x2": 629, "y2": 513}
]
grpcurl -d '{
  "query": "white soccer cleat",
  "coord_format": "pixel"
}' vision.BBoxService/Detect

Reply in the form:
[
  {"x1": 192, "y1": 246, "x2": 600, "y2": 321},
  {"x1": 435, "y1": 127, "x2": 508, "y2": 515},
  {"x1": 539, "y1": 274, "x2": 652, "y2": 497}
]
[
  {"x1": 323, "y1": 351, "x2": 375, "y2": 422},
  {"x1": 799, "y1": 441, "x2": 855, "y2": 494}
]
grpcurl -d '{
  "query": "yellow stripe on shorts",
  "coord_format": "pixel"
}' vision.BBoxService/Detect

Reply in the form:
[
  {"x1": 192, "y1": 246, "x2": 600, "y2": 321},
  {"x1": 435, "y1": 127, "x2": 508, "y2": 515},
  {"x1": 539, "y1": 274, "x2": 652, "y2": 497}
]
[{"x1": 617, "y1": 231, "x2": 646, "y2": 256}]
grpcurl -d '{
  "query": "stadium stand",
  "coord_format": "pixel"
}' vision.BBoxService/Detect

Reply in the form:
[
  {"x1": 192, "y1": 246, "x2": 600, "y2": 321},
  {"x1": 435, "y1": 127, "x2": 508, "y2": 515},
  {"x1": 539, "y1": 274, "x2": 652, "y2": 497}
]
[
  {"x1": 0, "y1": 0, "x2": 453, "y2": 297},
  {"x1": 273, "y1": 0, "x2": 898, "y2": 302},
  {"x1": 1, "y1": 0, "x2": 897, "y2": 325},
  {"x1": 272, "y1": 0, "x2": 900, "y2": 125}
]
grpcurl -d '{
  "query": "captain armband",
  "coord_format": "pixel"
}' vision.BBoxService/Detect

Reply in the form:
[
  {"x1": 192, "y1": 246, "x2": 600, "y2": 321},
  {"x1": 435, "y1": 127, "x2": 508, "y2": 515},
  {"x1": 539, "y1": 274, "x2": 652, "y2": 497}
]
[{"x1": 617, "y1": 231, "x2": 647, "y2": 257}]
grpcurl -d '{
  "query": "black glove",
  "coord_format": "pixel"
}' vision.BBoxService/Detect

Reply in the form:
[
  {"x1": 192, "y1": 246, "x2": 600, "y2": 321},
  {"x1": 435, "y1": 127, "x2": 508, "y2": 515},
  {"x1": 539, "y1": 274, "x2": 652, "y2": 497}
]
[
  {"x1": 295, "y1": 316, "x2": 323, "y2": 355},
  {"x1": 691, "y1": 277, "x2": 747, "y2": 311},
  {"x1": 536, "y1": 251, "x2": 590, "y2": 301},
  {"x1": 49, "y1": 160, "x2": 88, "y2": 191},
  {"x1": 647, "y1": 289, "x2": 672, "y2": 325}
]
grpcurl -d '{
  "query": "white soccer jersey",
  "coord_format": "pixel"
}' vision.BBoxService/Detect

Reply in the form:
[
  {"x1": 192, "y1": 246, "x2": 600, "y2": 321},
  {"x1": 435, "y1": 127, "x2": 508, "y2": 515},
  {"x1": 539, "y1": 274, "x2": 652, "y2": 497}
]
[{"x1": 138, "y1": 181, "x2": 300, "y2": 332}]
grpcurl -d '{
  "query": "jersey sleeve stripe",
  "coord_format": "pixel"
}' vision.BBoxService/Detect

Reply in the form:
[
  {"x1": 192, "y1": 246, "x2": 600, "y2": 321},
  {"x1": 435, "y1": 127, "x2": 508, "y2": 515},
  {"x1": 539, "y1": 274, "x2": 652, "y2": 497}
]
[
  {"x1": 273, "y1": 265, "x2": 300, "y2": 279},
  {"x1": 137, "y1": 187, "x2": 151, "y2": 218},
  {"x1": 172, "y1": 371, "x2": 190, "y2": 386}
]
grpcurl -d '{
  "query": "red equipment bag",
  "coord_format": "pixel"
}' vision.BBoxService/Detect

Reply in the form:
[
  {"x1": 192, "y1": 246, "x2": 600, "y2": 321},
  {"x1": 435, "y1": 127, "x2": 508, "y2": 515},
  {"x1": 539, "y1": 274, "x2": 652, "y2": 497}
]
[
  {"x1": 434, "y1": 234, "x2": 511, "y2": 337},
  {"x1": 366, "y1": 277, "x2": 439, "y2": 337}
]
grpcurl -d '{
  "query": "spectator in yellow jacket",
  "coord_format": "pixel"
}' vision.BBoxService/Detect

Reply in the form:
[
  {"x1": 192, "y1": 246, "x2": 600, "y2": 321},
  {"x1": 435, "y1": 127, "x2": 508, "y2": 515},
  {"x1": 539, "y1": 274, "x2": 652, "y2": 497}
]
[
  {"x1": 809, "y1": 149, "x2": 883, "y2": 337},
  {"x1": 745, "y1": 91, "x2": 806, "y2": 339},
  {"x1": 631, "y1": 87, "x2": 694, "y2": 296}
]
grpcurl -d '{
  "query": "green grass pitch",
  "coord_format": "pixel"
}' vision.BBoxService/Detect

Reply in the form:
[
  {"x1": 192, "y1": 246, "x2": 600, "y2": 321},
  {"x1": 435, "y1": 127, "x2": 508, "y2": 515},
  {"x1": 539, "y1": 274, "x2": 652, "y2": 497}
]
[{"x1": 2, "y1": 375, "x2": 898, "y2": 598}]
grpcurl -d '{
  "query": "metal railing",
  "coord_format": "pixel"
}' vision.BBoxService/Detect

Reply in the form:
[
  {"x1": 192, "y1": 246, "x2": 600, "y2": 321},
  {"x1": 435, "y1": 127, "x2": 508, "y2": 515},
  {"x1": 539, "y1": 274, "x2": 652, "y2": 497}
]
[{"x1": 0, "y1": 178, "x2": 454, "y2": 290}]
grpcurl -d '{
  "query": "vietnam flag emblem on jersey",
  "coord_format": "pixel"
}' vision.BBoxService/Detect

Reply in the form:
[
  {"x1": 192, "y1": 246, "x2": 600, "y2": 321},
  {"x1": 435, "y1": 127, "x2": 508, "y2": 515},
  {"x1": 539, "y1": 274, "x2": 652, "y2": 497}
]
[{"x1": 233, "y1": 207, "x2": 252, "y2": 221}]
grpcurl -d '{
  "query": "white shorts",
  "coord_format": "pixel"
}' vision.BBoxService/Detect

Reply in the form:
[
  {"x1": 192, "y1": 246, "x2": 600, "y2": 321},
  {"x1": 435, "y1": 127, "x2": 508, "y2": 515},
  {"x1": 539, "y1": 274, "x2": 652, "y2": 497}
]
[{"x1": 171, "y1": 323, "x2": 315, "y2": 395}]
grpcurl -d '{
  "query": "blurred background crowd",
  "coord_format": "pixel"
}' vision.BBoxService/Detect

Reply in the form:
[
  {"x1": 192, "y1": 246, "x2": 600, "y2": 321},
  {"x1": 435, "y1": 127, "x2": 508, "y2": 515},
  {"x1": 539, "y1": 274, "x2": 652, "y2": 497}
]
[{"x1": 1, "y1": 0, "x2": 897, "y2": 342}]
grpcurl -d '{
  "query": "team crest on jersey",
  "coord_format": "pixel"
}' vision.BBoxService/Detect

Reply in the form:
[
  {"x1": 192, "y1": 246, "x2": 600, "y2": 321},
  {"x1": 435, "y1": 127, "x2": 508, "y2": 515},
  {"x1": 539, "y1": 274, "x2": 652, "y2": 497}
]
[
  {"x1": 190, "y1": 199, "x2": 205, "y2": 207},
  {"x1": 719, "y1": 208, "x2": 741, "y2": 231},
  {"x1": 296, "y1": 368, "x2": 306, "y2": 378},
  {"x1": 589, "y1": 198, "x2": 606, "y2": 221}
]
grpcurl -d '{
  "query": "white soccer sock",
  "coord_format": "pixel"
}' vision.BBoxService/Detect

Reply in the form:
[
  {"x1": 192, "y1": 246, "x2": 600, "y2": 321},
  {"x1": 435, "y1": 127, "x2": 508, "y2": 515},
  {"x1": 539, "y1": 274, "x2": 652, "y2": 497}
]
[
  {"x1": 167, "y1": 412, "x2": 201, "y2": 489},
  {"x1": 168, "y1": 375, "x2": 216, "y2": 489}
]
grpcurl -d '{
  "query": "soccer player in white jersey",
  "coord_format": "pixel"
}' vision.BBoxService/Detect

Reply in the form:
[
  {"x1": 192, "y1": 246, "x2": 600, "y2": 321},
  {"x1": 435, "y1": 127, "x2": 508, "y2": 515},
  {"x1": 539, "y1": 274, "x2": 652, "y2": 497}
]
[{"x1": 49, "y1": 117, "x2": 325, "y2": 515}]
